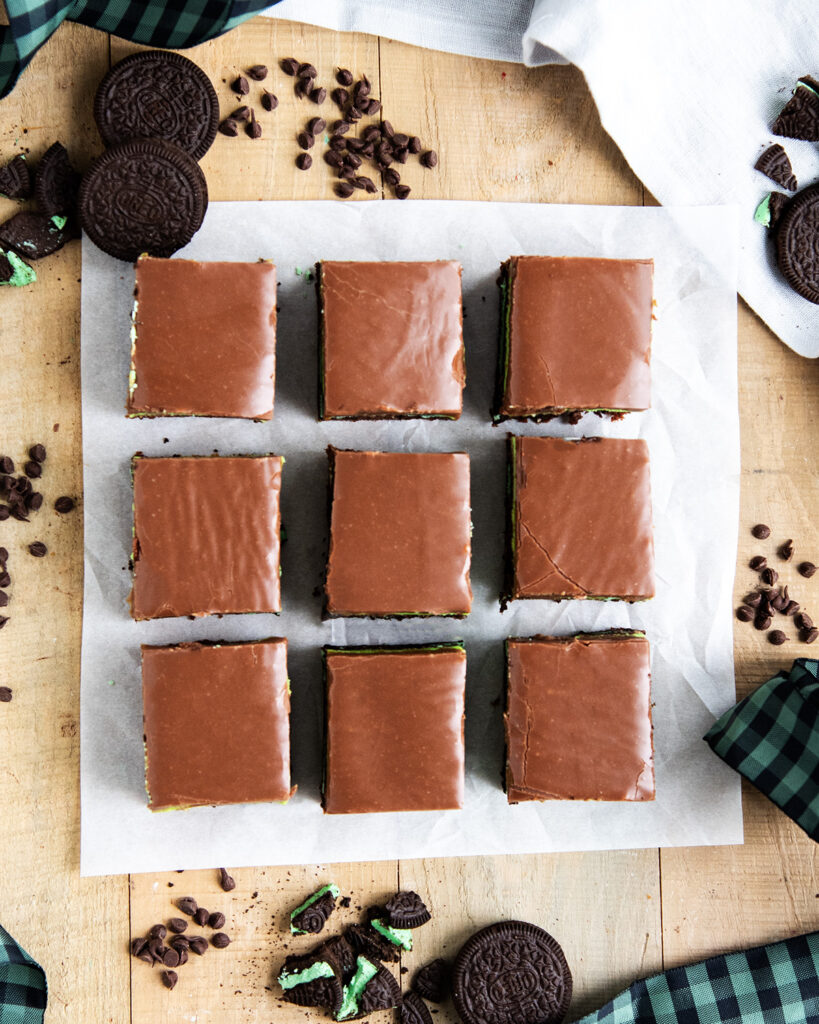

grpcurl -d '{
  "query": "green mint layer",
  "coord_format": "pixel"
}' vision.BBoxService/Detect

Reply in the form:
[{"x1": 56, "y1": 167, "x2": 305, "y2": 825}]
[
  {"x1": 290, "y1": 883, "x2": 341, "y2": 933},
  {"x1": 754, "y1": 195, "x2": 772, "y2": 226},
  {"x1": 50, "y1": 214, "x2": 67, "y2": 230},
  {"x1": 128, "y1": 297, "x2": 138, "y2": 398},
  {"x1": 1, "y1": 249, "x2": 36, "y2": 287},
  {"x1": 278, "y1": 960, "x2": 335, "y2": 990},
  {"x1": 371, "y1": 919, "x2": 412, "y2": 950},
  {"x1": 797, "y1": 79, "x2": 819, "y2": 98},
  {"x1": 336, "y1": 957, "x2": 378, "y2": 1021},
  {"x1": 318, "y1": 263, "x2": 326, "y2": 419}
]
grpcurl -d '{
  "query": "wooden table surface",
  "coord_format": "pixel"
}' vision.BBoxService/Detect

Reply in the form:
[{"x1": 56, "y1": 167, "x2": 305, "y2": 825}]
[{"x1": 1, "y1": 14, "x2": 818, "y2": 1024}]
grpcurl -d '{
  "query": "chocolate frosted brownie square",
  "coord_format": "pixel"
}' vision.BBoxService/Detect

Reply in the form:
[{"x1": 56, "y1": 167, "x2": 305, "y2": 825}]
[
  {"x1": 495, "y1": 255, "x2": 653, "y2": 421},
  {"x1": 143, "y1": 639, "x2": 294, "y2": 810},
  {"x1": 323, "y1": 644, "x2": 466, "y2": 814},
  {"x1": 131, "y1": 454, "x2": 282, "y2": 619},
  {"x1": 505, "y1": 435, "x2": 654, "y2": 602},
  {"x1": 505, "y1": 631, "x2": 655, "y2": 802},
  {"x1": 318, "y1": 260, "x2": 464, "y2": 419},
  {"x1": 129, "y1": 256, "x2": 277, "y2": 420},
  {"x1": 325, "y1": 448, "x2": 472, "y2": 617}
]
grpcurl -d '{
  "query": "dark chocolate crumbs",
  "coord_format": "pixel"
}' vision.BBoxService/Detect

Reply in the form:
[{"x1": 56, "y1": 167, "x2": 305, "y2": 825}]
[
  {"x1": 54, "y1": 496, "x2": 75, "y2": 513},
  {"x1": 211, "y1": 932, "x2": 231, "y2": 948},
  {"x1": 28, "y1": 542, "x2": 47, "y2": 557},
  {"x1": 218, "y1": 867, "x2": 236, "y2": 892},
  {"x1": 798, "y1": 561, "x2": 816, "y2": 578},
  {"x1": 751, "y1": 523, "x2": 771, "y2": 539},
  {"x1": 768, "y1": 629, "x2": 787, "y2": 645}
]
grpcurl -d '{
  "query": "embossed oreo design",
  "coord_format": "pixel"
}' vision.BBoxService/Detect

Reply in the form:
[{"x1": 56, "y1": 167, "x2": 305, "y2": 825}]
[
  {"x1": 452, "y1": 921, "x2": 572, "y2": 1024},
  {"x1": 94, "y1": 51, "x2": 218, "y2": 161},
  {"x1": 385, "y1": 890, "x2": 431, "y2": 928},
  {"x1": 78, "y1": 139, "x2": 207, "y2": 262},
  {"x1": 776, "y1": 184, "x2": 819, "y2": 305}
]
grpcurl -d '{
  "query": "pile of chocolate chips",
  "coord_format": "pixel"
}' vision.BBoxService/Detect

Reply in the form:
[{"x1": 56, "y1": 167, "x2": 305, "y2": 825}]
[
  {"x1": 736, "y1": 523, "x2": 817, "y2": 645},
  {"x1": 219, "y1": 64, "x2": 277, "y2": 139}
]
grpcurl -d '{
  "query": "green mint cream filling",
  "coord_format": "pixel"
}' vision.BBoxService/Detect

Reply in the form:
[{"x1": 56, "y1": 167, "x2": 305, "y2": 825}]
[
  {"x1": 336, "y1": 957, "x2": 378, "y2": 1021},
  {"x1": 754, "y1": 195, "x2": 772, "y2": 226},
  {"x1": 1, "y1": 249, "x2": 36, "y2": 287},
  {"x1": 370, "y1": 918, "x2": 412, "y2": 950},
  {"x1": 290, "y1": 883, "x2": 341, "y2": 933},
  {"x1": 278, "y1": 960, "x2": 335, "y2": 990}
]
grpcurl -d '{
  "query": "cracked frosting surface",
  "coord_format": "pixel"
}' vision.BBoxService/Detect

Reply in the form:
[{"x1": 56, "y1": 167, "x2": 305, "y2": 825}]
[
  {"x1": 505, "y1": 633, "x2": 654, "y2": 802},
  {"x1": 501, "y1": 255, "x2": 652, "y2": 415},
  {"x1": 324, "y1": 647, "x2": 465, "y2": 813},
  {"x1": 143, "y1": 640, "x2": 293, "y2": 809},
  {"x1": 131, "y1": 455, "x2": 282, "y2": 619},
  {"x1": 130, "y1": 256, "x2": 277, "y2": 419},
  {"x1": 326, "y1": 449, "x2": 472, "y2": 616},
  {"x1": 511, "y1": 435, "x2": 654, "y2": 600},
  {"x1": 320, "y1": 260, "x2": 464, "y2": 418}
]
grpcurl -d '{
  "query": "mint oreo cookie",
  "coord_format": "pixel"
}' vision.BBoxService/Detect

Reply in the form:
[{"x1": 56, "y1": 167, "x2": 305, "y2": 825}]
[
  {"x1": 278, "y1": 949, "x2": 344, "y2": 1013},
  {"x1": 772, "y1": 75, "x2": 819, "y2": 141},
  {"x1": 0, "y1": 155, "x2": 31, "y2": 200},
  {"x1": 754, "y1": 144, "x2": 796, "y2": 191},
  {"x1": 776, "y1": 183, "x2": 819, "y2": 304},
  {"x1": 0, "y1": 211, "x2": 72, "y2": 259}
]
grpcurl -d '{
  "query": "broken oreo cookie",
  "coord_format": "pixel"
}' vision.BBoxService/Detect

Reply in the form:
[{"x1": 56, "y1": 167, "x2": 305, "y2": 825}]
[
  {"x1": 0, "y1": 249, "x2": 36, "y2": 287},
  {"x1": 754, "y1": 192, "x2": 788, "y2": 229},
  {"x1": 413, "y1": 958, "x2": 450, "y2": 1002},
  {"x1": 400, "y1": 991, "x2": 434, "y2": 1024},
  {"x1": 0, "y1": 155, "x2": 32, "y2": 200},
  {"x1": 290, "y1": 883, "x2": 340, "y2": 935},
  {"x1": 776, "y1": 182, "x2": 819, "y2": 304},
  {"x1": 754, "y1": 144, "x2": 796, "y2": 191},
  {"x1": 772, "y1": 75, "x2": 819, "y2": 141},
  {"x1": 0, "y1": 211, "x2": 72, "y2": 260},
  {"x1": 35, "y1": 142, "x2": 80, "y2": 217},
  {"x1": 385, "y1": 890, "x2": 431, "y2": 929}
]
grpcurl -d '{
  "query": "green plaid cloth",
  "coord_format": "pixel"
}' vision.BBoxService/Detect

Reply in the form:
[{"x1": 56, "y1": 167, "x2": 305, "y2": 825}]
[
  {"x1": 0, "y1": 925, "x2": 46, "y2": 1024},
  {"x1": 575, "y1": 931, "x2": 819, "y2": 1024},
  {"x1": 0, "y1": 0, "x2": 281, "y2": 99},
  {"x1": 705, "y1": 658, "x2": 819, "y2": 842}
]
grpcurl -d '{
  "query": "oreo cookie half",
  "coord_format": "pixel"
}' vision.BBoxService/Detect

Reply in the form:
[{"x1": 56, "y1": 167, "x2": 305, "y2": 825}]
[
  {"x1": 35, "y1": 142, "x2": 80, "y2": 217},
  {"x1": 78, "y1": 138, "x2": 208, "y2": 262},
  {"x1": 754, "y1": 144, "x2": 797, "y2": 191},
  {"x1": 452, "y1": 921, "x2": 572, "y2": 1024},
  {"x1": 400, "y1": 991, "x2": 433, "y2": 1024},
  {"x1": 772, "y1": 76, "x2": 819, "y2": 142},
  {"x1": 94, "y1": 50, "x2": 219, "y2": 161},
  {"x1": 776, "y1": 183, "x2": 819, "y2": 304},
  {"x1": 0, "y1": 155, "x2": 32, "y2": 200},
  {"x1": 412, "y1": 958, "x2": 450, "y2": 1002},
  {"x1": 0, "y1": 211, "x2": 72, "y2": 259},
  {"x1": 385, "y1": 890, "x2": 431, "y2": 928}
]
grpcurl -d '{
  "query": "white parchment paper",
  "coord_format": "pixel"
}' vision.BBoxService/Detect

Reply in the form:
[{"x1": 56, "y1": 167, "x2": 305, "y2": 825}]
[{"x1": 80, "y1": 200, "x2": 742, "y2": 877}]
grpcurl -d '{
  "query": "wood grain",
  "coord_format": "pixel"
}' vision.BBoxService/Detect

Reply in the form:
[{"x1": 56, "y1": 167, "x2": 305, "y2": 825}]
[{"x1": 0, "y1": 14, "x2": 817, "y2": 1024}]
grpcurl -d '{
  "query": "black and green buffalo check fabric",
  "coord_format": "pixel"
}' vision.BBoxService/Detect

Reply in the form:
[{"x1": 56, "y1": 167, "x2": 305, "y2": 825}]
[
  {"x1": 705, "y1": 657, "x2": 819, "y2": 842},
  {"x1": 0, "y1": 925, "x2": 46, "y2": 1024},
  {"x1": 575, "y1": 930, "x2": 819, "y2": 1024},
  {"x1": 0, "y1": 0, "x2": 281, "y2": 99}
]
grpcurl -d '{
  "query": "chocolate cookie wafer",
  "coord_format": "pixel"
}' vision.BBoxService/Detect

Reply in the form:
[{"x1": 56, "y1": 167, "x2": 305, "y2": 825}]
[
  {"x1": 34, "y1": 142, "x2": 80, "y2": 217},
  {"x1": 754, "y1": 144, "x2": 797, "y2": 191},
  {"x1": 776, "y1": 183, "x2": 819, "y2": 304},
  {"x1": 0, "y1": 211, "x2": 72, "y2": 259},
  {"x1": 412, "y1": 958, "x2": 449, "y2": 1002},
  {"x1": 385, "y1": 890, "x2": 431, "y2": 928},
  {"x1": 94, "y1": 51, "x2": 218, "y2": 161},
  {"x1": 772, "y1": 75, "x2": 819, "y2": 141},
  {"x1": 78, "y1": 138, "x2": 207, "y2": 262},
  {"x1": 0, "y1": 155, "x2": 31, "y2": 199}
]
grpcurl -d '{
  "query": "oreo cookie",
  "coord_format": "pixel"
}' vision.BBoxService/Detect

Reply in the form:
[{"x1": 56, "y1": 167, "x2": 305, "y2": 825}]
[
  {"x1": 319, "y1": 934, "x2": 357, "y2": 981},
  {"x1": 400, "y1": 991, "x2": 434, "y2": 1024},
  {"x1": 754, "y1": 144, "x2": 796, "y2": 191},
  {"x1": 78, "y1": 138, "x2": 207, "y2": 262},
  {"x1": 94, "y1": 51, "x2": 219, "y2": 161},
  {"x1": 346, "y1": 923, "x2": 401, "y2": 964},
  {"x1": 278, "y1": 948, "x2": 344, "y2": 1013},
  {"x1": 0, "y1": 155, "x2": 32, "y2": 200},
  {"x1": 0, "y1": 249, "x2": 36, "y2": 287},
  {"x1": 385, "y1": 890, "x2": 431, "y2": 928},
  {"x1": 452, "y1": 921, "x2": 572, "y2": 1024},
  {"x1": 412, "y1": 958, "x2": 449, "y2": 1002},
  {"x1": 772, "y1": 76, "x2": 819, "y2": 142},
  {"x1": 337, "y1": 957, "x2": 401, "y2": 1021},
  {"x1": 0, "y1": 211, "x2": 72, "y2": 259},
  {"x1": 776, "y1": 183, "x2": 819, "y2": 304},
  {"x1": 35, "y1": 142, "x2": 80, "y2": 217},
  {"x1": 290, "y1": 883, "x2": 340, "y2": 935},
  {"x1": 754, "y1": 192, "x2": 788, "y2": 229}
]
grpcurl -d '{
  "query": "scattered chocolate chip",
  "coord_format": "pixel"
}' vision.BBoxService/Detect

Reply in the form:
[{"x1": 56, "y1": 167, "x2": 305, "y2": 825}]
[
  {"x1": 149, "y1": 924, "x2": 167, "y2": 941},
  {"x1": 736, "y1": 605, "x2": 754, "y2": 622},
  {"x1": 768, "y1": 629, "x2": 788, "y2": 645},
  {"x1": 307, "y1": 116, "x2": 326, "y2": 135},
  {"x1": 297, "y1": 130, "x2": 315, "y2": 150},
  {"x1": 146, "y1": 937, "x2": 165, "y2": 962},
  {"x1": 760, "y1": 567, "x2": 778, "y2": 586},
  {"x1": 364, "y1": 98, "x2": 381, "y2": 115},
  {"x1": 334, "y1": 182, "x2": 354, "y2": 198},
  {"x1": 749, "y1": 555, "x2": 767, "y2": 570},
  {"x1": 310, "y1": 87, "x2": 327, "y2": 105},
  {"x1": 771, "y1": 590, "x2": 788, "y2": 612},
  {"x1": 795, "y1": 612, "x2": 813, "y2": 631},
  {"x1": 381, "y1": 120, "x2": 395, "y2": 138},
  {"x1": 325, "y1": 149, "x2": 344, "y2": 167},
  {"x1": 136, "y1": 950, "x2": 153, "y2": 966},
  {"x1": 246, "y1": 111, "x2": 262, "y2": 139},
  {"x1": 232, "y1": 76, "x2": 250, "y2": 95},
  {"x1": 167, "y1": 918, "x2": 187, "y2": 934},
  {"x1": 0, "y1": 457, "x2": 13, "y2": 474},
  {"x1": 332, "y1": 120, "x2": 350, "y2": 136},
  {"x1": 420, "y1": 149, "x2": 438, "y2": 168},
  {"x1": 170, "y1": 935, "x2": 190, "y2": 951},
  {"x1": 0, "y1": 593, "x2": 8, "y2": 608},
  {"x1": 188, "y1": 935, "x2": 208, "y2": 955},
  {"x1": 230, "y1": 106, "x2": 251, "y2": 122},
  {"x1": 218, "y1": 119, "x2": 239, "y2": 137},
  {"x1": 345, "y1": 153, "x2": 362, "y2": 169},
  {"x1": 280, "y1": 57, "x2": 299, "y2": 76},
  {"x1": 24, "y1": 461, "x2": 42, "y2": 479},
  {"x1": 347, "y1": 106, "x2": 363, "y2": 121},
  {"x1": 296, "y1": 153, "x2": 313, "y2": 170},
  {"x1": 784, "y1": 600, "x2": 800, "y2": 616},
  {"x1": 0, "y1": 572, "x2": 10, "y2": 587},
  {"x1": 798, "y1": 561, "x2": 816, "y2": 578},
  {"x1": 218, "y1": 867, "x2": 236, "y2": 892},
  {"x1": 0, "y1": 547, "x2": 7, "y2": 563},
  {"x1": 751, "y1": 523, "x2": 771, "y2": 539},
  {"x1": 247, "y1": 64, "x2": 268, "y2": 81},
  {"x1": 176, "y1": 947, "x2": 189, "y2": 966},
  {"x1": 336, "y1": 68, "x2": 354, "y2": 86},
  {"x1": 754, "y1": 613, "x2": 772, "y2": 631},
  {"x1": 26, "y1": 492, "x2": 43, "y2": 512},
  {"x1": 294, "y1": 77, "x2": 311, "y2": 99},
  {"x1": 176, "y1": 896, "x2": 198, "y2": 916},
  {"x1": 298, "y1": 62, "x2": 318, "y2": 79},
  {"x1": 161, "y1": 970, "x2": 178, "y2": 990},
  {"x1": 395, "y1": 184, "x2": 411, "y2": 200},
  {"x1": 194, "y1": 907, "x2": 209, "y2": 927},
  {"x1": 54, "y1": 496, "x2": 75, "y2": 513},
  {"x1": 130, "y1": 936, "x2": 148, "y2": 957},
  {"x1": 211, "y1": 932, "x2": 231, "y2": 949},
  {"x1": 383, "y1": 168, "x2": 401, "y2": 187},
  {"x1": 331, "y1": 87, "x2": 349, "y2": 108},
  {"x1": 328, "y1": 136, "x2": 346, "y2": 153},
  {"x1": 358, "y1": 176, "x2": 378, "y2": 194},
  {"x1": 29, "y1": 444, "x2": 46, "y2": 463},
  {"x1": 163, "y1": 947, "x2": 180, "y2": 968},
  {"x1": 28, "y1": 542, "x2": 47, "y2": 558},
  {"x1": 803, "y1": 627, "x2": 818, "y2": 644},
  {"x1": 778, "y1": 539, "x2": 794, "y2": 561},
  {"x1": 208, "y1": 911, "x2": 226, "y2": 929},
  {"x1": 261, "y1": 91, "x2": 278, "y2": 112},
  {"x1": 0, "y1": 507, "x2": 9, "y2": 522},
  {"x1": 408, "y1": 136, "x2": 422, "y2": 154}
]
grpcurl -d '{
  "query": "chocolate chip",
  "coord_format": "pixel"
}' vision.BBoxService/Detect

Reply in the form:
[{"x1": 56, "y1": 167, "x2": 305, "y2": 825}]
[
  {"x1": 296, "y1": 153, "x2": 313, "y2": 170},
  {"x1": 0, "y1": 547, "x2": 7, "y2": 564},
  {"x1": 332, "y1": 120, "x2": 351, "y2": 136},
  {"x1": 392, "y1": 132, "x2": 409, "y2": 148},
  {"x1": 25, "y1": 492, "x2": 43, "y2": 512},
  {"x1": 784, "y1": 600, "x2": 800, "y2": 616},
  {"x1": 188, "y1": 936, "x2": 208, "y2": 956},
  {"x1": 768, "y1": 629, "x2": 787, "y2": 645},
  {"x1": 324, "y1": 149, "x2": 344, "y2": 167},
  {"x1": 211, "y1": 932, "x2": 231, "y2": 949},
  {"x1": 0, "y1": 506, "x2": 8, "y2": 521},
  {"x1": 408, "y1": 136, "x2": 422, "y2": 154},
  {"x1": 798, "y1": 561, "x2": 816, "y2": 578},
  {"x1": 24, "y1": 461, "x2": 42, "y2": 479},
  {"x1": 347, "y1": 106, "x2": 363, "y2": 121},
  {"x1": 363, "y1": 98, "x2": 381, "y2": 115},
  {"x1": 228, "y1": 106, "x2": 250, "y2": 122},
  {"x1": 394, "y1": 147, "x2": 409, "y2": 164},
  {"x1": 176, "y1": 947, "x2": 189, "y2": 966},
  {"x1": 280, "y1": 57, "x2": 299, "y2": 76},
  {"x1": 218, "y1": 119, "x2": 239, "y2": 138},
  {"x1": 754, "y1": 613, "x2": 772, "y2": 631},
  {"x1": 54, "y1": 496, "x2": 75, "y2": 513},
  {"x1": 331, "y1": 87, "x2": 349, "y2": 108},
  {"x1": 383, "y1": 168, "x2": 401, "y2": 187},
  {"x1": 345, "y1": 137, "x2": 365, "y2": 152},
  {"x1": 0, "y1": 457, "x2": 14, "y2": 474},
  {"x1": 381, "y1": 119, "x2": 395, "y2": 137},
  {"x1": 0, "y1": 617, "x2": 8, "y2": 631},
  {"x1": 246, "y1": 111, "x2": 262, "y2": 139},
  {"x1": 261, "y1": 91, "x2": 278, "y2": 112},
  {"x1": 353, "y1": 77, "x2": 371, "y2": 101},
  {"x1": 149, "y1": 924, "x2": 167, "y2": 940},
  {"x1": 376, "y1": 146, "x2": 394, "y2": 167},
  {"x1": 760, "y1": 567, "x2": 778, "y2": 586},
  {"x1": 795, "y1": 612, "x2": 813, "y2": 630},
  {"x1": 137, "y1": 950, "x2": 153, "y2": 965},
  {"x1": 170, "y1": 935, "x2": 190, "y2": 951},
  {"x1": 771, "y1": 590, "x2": 788, "y2": 612},
  {"x1": 0, "y1": 572, "x2": 10, "y2": 587},
  {"x1": 161, "y1": 970, "x2": 178, "y2": 990},
  {"x1": 29, "y1": 444, "x2": 46, "y2": 463},
  {"x1": 28, "y1": 542, "x2": 47, "y2": 558},
  {"x1": 336, "y1": 68, "x2": 354, "y2": 86},
  {"x1": 395, "y1": 184, "x2": 411, "y2": 199},
  {"x1": 218, "y1": 867, "x2": 236, "y2": 892},
  {"x1": 298, "y1": 62, "x2": 318, "y2": 79},
  {"x1": 345, "y1": 153, "x2": 362, "y2": 169},
  {"x1": 307, "y1": 117, "x2": 326, "y2": 135},
  {"x1": 751, "y1": 523, "x2": 771, "y2": 539},
  {"x1": 163, "y1": 947, "x2": 180, "y2": 968},
  {"x1": 208, "y1": 912, "x2": 226, "y2": 929},
  {"x1": 194, "y1": 907, "x2": 209, "y2": 927},
  {"x1": 167, "y1": 918, "x2": 187, "y2": 934},
  {"x1": 334, "y1": 182, "x2": 354, "y2": 198},
  {"x1": 297, "y1": 130, "x2": 315, "y2": 150},
  {"x1": 130, "y1": 937, "x2": 148, "y2": 957},
  {"x1": 0, "y1": 593, "x2": 8, "y2": 608},
  {"x1": 420, "y1": 150, "x2": 438, "y2": 168},
  {"x1": 358, "y1": 176, "x2": 378, "y2": 194},
  {"x1": 232, "y1": 76, "x2": 250, "y2": 95},
  {"x1": 803, "y1": 627, "x2": 818, "y2": 644},
  {"x1": 310, "y1": 87, "x2": 327, "y2": 104},
  {"x1": 294, "y1": 77, "x2": 311, "y2": 99},
  {"x1": 247, "y1": 64, "x2": 268, "y2": 81},
  {"x1": 778, "y1": 538, "x2": 794, "y2": 561},
  {"x1": 736, "y1": 605, "x2": 754, "y2": 622},
  {"x1": 749, "y1": 555, "x2": 767, "y2": 570},
  {"x1": 176, "y1": 897, "x2": 198, "y2": 916},
  {"x1": 146, "y1": 937, "x2": 165, "y2": 962}
]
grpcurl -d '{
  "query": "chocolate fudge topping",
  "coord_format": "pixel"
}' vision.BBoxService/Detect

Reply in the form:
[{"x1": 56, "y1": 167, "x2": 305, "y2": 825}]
[
  {"x1": 323, "y1": 645, "x2": 466, "y2": 813},
  {"x1": 129, "y1": 256, "x2": 277, "y2": 420},
  {"x1": 143, "y1": 639, "x2": 293, "y2": 809},
  {"x1": 326, "y1": 449, "x2": 472, "y2": 616},
  {"x1": 499, "y1": 256, "x2": 652, "y2": 418},
  {"x1": 505, "y1": 633, "x2": 654, "y2": 802},
  {"x1": 320, "y1": 260, "x2": 464, "y2": 418},
  {"x1": 509, "y1": 436, "x2": 654, "y2": 601},
  {"x1": 131, "y1": 455, "x2": 282, "y2": 619}
]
